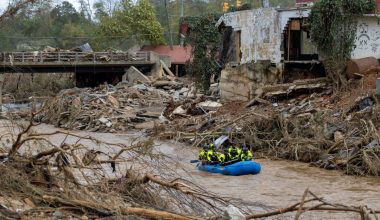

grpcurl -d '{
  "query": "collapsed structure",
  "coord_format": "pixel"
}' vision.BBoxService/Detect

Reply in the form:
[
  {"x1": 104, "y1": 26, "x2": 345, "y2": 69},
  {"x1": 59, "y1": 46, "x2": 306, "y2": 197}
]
[{"x1": 217, "y1": 3, "x2": 380, "y2": 101}]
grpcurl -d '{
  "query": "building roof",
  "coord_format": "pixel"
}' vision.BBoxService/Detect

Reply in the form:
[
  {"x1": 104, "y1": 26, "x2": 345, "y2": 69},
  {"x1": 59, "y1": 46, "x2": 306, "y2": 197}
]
[{"x1": 140, "y1": 45, "x2": 192, "y2": 65}]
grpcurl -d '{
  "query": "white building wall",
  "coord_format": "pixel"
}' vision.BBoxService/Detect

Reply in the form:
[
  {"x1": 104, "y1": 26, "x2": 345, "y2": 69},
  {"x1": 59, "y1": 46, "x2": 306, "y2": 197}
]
[
  {"x1": 217, "y1": 8, "x2": 312, "y2": 64},
  {"x1": 352, "y1": 16, "x2": 380, "y2": 59},
  {"x1": 278, "y1": 9, "x2": 310, "y2": 35},
  {"x1": 217, "y1": 8, "x2": 380, "y2": 63},
  {"x1": 218, "y1": 8, "x2": 282, "y2": 64}
]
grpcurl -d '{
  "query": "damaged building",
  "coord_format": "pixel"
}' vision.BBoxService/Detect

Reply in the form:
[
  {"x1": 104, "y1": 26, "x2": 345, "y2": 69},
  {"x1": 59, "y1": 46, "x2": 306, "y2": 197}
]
[{"x1": 217, "y1": 1, "x2": 380, "y2": 101}]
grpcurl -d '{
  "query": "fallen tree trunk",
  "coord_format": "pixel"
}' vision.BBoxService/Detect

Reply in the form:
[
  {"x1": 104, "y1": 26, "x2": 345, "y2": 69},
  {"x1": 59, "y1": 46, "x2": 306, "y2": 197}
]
[
  {"x1": 42, "y1": 195, "x2": 197, "y2": 220},
  {"x1": 245, "y1": 189, "x2": 380, "y2": 219},
  {"x1": 153, "y1": 80, "x2": 183, "y2": 88},
  {"x1": 120, "y1": 207, "x2": 196, "y2": 220}
]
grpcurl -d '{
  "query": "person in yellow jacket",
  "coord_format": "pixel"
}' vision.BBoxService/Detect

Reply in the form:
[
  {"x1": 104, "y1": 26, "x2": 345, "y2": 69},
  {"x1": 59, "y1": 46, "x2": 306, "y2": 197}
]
[
  {"x1": 217, "y1": 152, "x2": 226, "y2": 163},
  {"x1": 206, "y1": 143, "x2": 218, "y2": 162},
  {"x1": 236, "y1": 146, "x2": 242, "y2": 158},
  {"x1": 199, "y1": 144, "x2": 208, "y2": 160},
  {"x1": 240, "y1": 146, "x2": 253, "y2": 161},
  {"x1": 228, "y1": 145, "x2": 238, "y2": 160}
]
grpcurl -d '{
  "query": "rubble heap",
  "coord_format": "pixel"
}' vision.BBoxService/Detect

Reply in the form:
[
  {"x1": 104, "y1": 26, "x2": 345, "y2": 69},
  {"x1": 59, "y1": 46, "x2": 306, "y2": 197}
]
[
  {"x1": 164, "y1": 78, "x2": 380, "y2": 177},
  {"x1": 38, "y1": 83, "x2": 171, "y2": 132},
  {"x1": 37, "y1": 76, "x2": 222, "y2": 133}
]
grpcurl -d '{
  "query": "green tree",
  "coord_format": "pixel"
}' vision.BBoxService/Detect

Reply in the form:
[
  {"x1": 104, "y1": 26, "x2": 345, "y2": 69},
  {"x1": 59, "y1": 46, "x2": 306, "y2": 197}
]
[
  {"x1": 308, "y1": 0, "x2": 376, "y2": 88},
  {"x1": 95, "y1": 0, "x2": 165, "y2": 49},
  {"x1": 183, "y1": 15, "x2": 222, "y2": 91},
  {"x1": 0, "y1": 0, "x2": 96, "y2": 50},
  {"x1": 93, "y1": 2, "x2": 108, "y2": 21},
  {"x1": 50, "y1": 1, "x2": 81, "y2": 24}
]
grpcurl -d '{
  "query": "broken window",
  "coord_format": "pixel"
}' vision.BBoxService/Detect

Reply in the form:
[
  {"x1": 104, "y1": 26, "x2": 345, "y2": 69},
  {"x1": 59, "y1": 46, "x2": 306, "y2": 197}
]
[{"x1": 235, "y1": 31, "x2": 242, "y2": 63}]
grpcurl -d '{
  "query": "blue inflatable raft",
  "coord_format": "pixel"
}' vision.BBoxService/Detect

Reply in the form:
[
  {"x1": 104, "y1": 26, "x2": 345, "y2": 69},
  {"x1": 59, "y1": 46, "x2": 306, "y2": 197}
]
[{"x1": 197, "y1": 160, "x2": 261, "y2": 176}]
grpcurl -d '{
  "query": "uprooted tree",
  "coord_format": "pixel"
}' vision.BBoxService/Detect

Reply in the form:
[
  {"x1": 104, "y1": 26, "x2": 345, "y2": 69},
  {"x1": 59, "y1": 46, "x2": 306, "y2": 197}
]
[{"x1": 308, "y1": 0, "x2": 376, "y2": 89}]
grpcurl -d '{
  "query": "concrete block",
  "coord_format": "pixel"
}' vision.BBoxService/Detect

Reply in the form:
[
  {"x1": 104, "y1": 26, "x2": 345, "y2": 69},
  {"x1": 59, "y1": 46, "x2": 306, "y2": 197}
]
[
  {"x1": 150, "y1": 62, "x2": 164, "y2": 79},
  {"x1": 220, "y1": 68, "x2": 253, "y2": 102},
  {"x1": 126, "y1": 66, "x2": 151, "y2": 86}
]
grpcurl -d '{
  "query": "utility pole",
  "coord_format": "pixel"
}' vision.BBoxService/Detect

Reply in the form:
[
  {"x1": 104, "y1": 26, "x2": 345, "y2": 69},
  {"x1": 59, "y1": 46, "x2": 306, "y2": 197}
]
[
  {"x1": 179, "y1": 0, "x2": 184, "y2": 46},
  {"x1": 180, "y1": 0, "x2": 184, "y2": 17},
  {"x1": 164, "y1": 0, "x2": 174, "y2": 49}
]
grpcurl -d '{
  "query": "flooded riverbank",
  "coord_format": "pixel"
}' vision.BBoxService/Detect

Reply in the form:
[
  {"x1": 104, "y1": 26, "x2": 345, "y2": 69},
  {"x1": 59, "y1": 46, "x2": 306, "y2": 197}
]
[
  {"x1": 1, "y1": 121, "x2": 379, "y2": 219},
  {"x1": 157, "y1": 140, "x2": 380, "y2": 219}
]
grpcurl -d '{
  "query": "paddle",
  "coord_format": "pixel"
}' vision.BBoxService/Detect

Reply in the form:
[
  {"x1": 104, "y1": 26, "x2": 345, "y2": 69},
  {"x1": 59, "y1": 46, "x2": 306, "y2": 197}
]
[{"x1": 190, "y1": 160, "x2": 218, "y2": 165}]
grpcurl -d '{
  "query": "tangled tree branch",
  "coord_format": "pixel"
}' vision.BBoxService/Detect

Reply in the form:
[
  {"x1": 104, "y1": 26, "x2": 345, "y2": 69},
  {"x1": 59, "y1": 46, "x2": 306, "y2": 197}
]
[
  {"x1": 0, "y1": 0, "x2": 37, "y2": 24},
  {"x1": 0, "y1": 116, "x2": 245, "y2": 219},
  {"x1": 245, "y1": 189, "x2": 380, "y2": 219}
]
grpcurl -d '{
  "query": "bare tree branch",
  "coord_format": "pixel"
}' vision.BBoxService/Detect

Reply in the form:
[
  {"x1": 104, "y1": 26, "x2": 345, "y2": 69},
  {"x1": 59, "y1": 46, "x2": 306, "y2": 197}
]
[{"x1": 0, "y1": 0, "x2": 37, "y2": 24}]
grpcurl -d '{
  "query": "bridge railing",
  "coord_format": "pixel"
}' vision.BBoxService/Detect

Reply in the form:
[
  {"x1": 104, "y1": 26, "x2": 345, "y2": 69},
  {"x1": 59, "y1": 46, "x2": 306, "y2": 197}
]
[{"x1": 0, "y1": 51, "x2": 151, "y2": 64}]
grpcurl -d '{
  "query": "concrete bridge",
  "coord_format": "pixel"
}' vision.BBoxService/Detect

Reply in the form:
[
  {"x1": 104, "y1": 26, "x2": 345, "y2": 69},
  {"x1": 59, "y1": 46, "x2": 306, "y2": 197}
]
[{"x1": 0, "y1": 51, "x2": 168, "y2": 86}]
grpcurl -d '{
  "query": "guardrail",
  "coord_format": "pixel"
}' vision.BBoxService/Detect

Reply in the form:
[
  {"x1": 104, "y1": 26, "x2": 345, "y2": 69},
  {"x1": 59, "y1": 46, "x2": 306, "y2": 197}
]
[{"x1": 0, "y1": 51, "x2": 151, "y2": 64}]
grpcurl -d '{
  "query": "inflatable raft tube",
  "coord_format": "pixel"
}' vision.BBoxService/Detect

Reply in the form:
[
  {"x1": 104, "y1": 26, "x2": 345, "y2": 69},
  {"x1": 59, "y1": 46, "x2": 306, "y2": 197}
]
[{"x1": 197, "y1": 160, "x2": 261, "y2": 176}]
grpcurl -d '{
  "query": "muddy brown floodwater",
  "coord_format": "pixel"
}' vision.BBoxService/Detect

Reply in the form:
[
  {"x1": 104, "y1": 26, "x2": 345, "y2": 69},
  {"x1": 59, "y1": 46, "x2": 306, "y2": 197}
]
[
  {"x1": 3, "y1": 122, "x2": 380, "y2": 219},
  {"x1": 157, "y1": 140, "x2": 380, "y2": 219}
]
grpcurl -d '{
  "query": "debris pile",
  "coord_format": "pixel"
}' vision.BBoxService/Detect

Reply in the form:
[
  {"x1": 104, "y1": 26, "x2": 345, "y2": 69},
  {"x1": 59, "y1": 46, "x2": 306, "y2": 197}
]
[
  {"x1": 0, "y1": 119, "x2": 378, "y2": 219},
  {"x1": 0, "y1": 120, "x2": 242, "y2": 219},
  {"x1": 36, "y1": 67, "x2": 223, "y2": 133},
  {"x1": 164, "y1": 80, "x2": 380, "y2": 176},
  {"x1": 37, "y1": 84, "x2": 168, "y2": 132}
]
